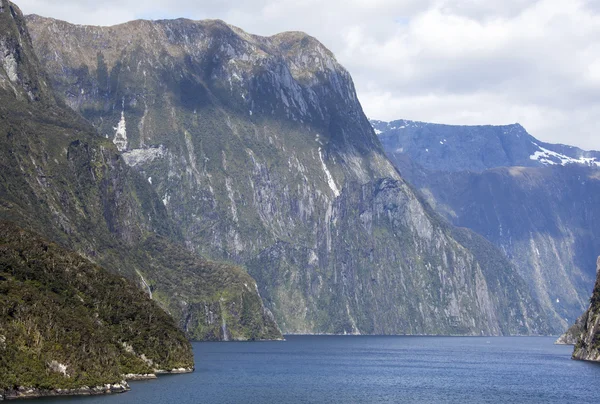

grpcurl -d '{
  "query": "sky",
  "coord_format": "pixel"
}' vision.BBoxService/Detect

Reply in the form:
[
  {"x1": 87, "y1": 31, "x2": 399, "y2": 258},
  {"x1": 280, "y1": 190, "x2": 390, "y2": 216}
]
[{"x1": 15, "y1": 0, "x2": 600, "y2": 150}]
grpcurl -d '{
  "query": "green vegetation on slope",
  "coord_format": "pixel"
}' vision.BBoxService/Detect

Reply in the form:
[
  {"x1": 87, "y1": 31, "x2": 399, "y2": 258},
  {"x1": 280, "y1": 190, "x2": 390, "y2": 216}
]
[
  {"x1": 0, "y1": 221, "x2": 193, "y2": 394},
  {"x1": 130, "y1": 236, "x2": 283, "y2": 341},
  {"x1": 0, "y1": 0, "x2": 281, "y2": 341}
]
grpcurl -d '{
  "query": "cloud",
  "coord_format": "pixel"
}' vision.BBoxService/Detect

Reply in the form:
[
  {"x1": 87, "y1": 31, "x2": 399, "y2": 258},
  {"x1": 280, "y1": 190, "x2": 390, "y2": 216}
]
[{"x1": 15, "y1": 0, "x2": 600, "y2": 149}]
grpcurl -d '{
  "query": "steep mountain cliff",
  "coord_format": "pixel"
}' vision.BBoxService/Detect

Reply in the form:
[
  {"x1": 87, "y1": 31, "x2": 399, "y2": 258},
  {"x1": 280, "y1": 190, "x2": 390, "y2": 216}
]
[
  {"x1": 572, "y1": 257, "x2": 600, "y2": 362},
  {"x1": 0, "y1": 221, "x2": 194, "y2": 400},
  {"x1": 0, "y1": 1, "x2": 281, "y2": 341},
  {"x1": 375, "y1": 119, "x2": 600, "y2": 330},
  {"x1": 25, "y1": 13, "x2": 552, "y2": 335}
]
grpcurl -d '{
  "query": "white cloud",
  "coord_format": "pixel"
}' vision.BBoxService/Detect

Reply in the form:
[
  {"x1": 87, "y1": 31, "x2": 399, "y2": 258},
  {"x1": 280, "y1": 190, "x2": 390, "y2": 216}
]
[{"x1": 14, "y1": 0, "x2": 600, "y2": 149}]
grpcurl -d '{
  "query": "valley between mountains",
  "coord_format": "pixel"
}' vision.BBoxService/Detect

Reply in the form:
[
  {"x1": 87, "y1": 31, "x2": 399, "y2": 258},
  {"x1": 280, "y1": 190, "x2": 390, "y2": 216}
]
[{"x1": 2, "y1": 0, "x2": 600, "y2": 399}]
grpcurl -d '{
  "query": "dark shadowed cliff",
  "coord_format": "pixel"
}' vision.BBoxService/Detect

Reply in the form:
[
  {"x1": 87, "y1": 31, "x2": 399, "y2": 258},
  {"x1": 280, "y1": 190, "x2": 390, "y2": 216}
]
[{"x1": 572, "y1": 257, "x2": 600, "y2": 362}]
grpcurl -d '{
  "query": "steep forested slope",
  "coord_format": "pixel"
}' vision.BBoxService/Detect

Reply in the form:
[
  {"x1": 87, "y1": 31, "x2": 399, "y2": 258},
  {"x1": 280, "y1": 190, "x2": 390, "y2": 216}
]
[{"x1": 0, "y1": 221, "x2": 194, "y2": 400}]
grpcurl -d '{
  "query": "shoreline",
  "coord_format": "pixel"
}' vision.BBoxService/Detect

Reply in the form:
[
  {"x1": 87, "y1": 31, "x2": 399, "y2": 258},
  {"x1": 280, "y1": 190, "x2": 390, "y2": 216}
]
[
  {"x1": 282, "y1": 333, "x2": 560, "y2": 338},
  {"x1": 0, "y1": 368, "x2": 194, "y2": 401},
  {"x1": 0, "y1": 383, "x2": 130, "y2": 401}
]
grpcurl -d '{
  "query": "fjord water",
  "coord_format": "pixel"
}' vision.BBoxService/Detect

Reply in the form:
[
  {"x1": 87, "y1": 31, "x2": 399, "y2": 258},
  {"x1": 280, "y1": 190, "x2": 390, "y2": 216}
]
[{"x1": 40, "y1": 336, "x2": 600, "y2": 404}]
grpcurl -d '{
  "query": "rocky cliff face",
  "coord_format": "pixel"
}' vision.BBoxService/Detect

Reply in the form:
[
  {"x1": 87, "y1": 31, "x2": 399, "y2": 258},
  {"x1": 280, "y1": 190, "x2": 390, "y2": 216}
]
[
  {"x1": 375, "y1": 119, "x2": 600, "y2": 331},
  {"x1": 25, "y1": 14, "x2": 552, "y2": 335},
  {"x1": 572, "y1": 257, "x2": 600, "y2": 362},
  {"x1": 0, "y1": 0, "x2": 55, "y2": 103},
  {"x1": 0, "y1": 1, "x2": 281, "y2": 341}
]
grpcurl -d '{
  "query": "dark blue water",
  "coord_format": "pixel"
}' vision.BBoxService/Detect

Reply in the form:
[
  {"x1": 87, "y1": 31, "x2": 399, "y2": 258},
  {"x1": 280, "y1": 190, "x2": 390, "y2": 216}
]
[{"x1": 38, "y1": 336, "x2": 600, "y2": 403}]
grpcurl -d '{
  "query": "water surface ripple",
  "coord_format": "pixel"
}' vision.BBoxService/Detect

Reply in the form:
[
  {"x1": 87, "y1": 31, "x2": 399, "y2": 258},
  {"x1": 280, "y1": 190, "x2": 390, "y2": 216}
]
[{"x1": 39, "y1": 336, "x2": 600, "y2": 403}]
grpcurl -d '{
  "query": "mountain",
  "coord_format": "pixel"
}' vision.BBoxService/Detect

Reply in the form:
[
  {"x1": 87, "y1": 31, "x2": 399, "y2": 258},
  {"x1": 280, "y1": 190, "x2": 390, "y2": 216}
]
[
  {"x1": 0, "y1": 221, "x2": 194, "y2": 400},
  {"x1": 24, "y1": 13, "x2": 552, "y2": 335},
  {"x1": 373, "y1": 119, "x2": 600, "y2": 173},
  {"x1": 572, "y1": 257, "x2": 600, "y2": 362},
  {"x1": 374, "y1": 119, "x2": 600, "y2": 330},
  {"x1": 0, "y1": 0, "x2": 281, "y2": 341}
]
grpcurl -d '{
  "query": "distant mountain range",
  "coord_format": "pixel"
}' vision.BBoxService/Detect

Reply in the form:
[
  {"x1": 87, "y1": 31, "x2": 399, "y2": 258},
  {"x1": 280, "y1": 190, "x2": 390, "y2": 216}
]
[
  {"x1": 372, "y1": 119, "x2": 600, "y2": 172},
  {"x1": 373, "y1": 118, "x2": 600, "y2": 330}
]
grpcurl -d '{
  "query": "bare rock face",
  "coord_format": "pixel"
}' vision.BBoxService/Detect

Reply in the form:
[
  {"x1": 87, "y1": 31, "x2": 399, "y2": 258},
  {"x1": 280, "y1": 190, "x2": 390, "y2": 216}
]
[
  {"x1": 0, "y1": 1, "x2": 55, "y2": 102},
  {"x1": 572, "y1": 257, "x2": 600, "y2": 362},
  {"x1": 23, "y1": 14, "x2": 552, "y2": 336}
]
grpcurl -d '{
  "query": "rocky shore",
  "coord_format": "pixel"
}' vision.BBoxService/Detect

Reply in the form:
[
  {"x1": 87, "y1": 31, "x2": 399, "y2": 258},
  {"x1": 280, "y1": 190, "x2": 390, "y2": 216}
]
[
  {"x1": 555, "y1": 314, "x2": 586, "y2": 345},
  {"x1": 123, "y1": 374, "x2": 157, "y2": 381},
  {"x1": 0, "y1": 382, "x2": 129, "y2": 401},
  {"x1": 154, "y1": 367, "x2": 195, "y2": 375},
  {"x1": 571, "y1": 257, "x2": 600, "y2": 362},
  {"x1": 0, "y1": 368, "x2": 196, "y2": 400}
]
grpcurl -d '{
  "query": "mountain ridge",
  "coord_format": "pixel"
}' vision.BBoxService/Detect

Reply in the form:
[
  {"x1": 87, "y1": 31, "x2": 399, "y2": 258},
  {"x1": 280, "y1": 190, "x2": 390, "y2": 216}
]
[{"x1": 372, "y1": 118, "x2": 600, "y2": 173}]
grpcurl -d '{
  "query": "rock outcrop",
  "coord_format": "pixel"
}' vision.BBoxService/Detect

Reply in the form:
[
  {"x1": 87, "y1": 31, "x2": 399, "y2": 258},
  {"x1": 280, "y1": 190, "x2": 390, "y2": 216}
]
[
  {"x1": 555, "y1": 314, "x2": 586, "y2": 345},
  {"x1": 572, "y1": 257, "x2": 600, "y2": 362}
]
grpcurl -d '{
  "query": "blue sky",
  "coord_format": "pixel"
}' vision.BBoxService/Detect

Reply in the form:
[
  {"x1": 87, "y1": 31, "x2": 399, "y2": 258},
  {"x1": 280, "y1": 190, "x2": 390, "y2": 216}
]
[{"x1": 15, "y1": 0, "x2": 600, "y2": 150}]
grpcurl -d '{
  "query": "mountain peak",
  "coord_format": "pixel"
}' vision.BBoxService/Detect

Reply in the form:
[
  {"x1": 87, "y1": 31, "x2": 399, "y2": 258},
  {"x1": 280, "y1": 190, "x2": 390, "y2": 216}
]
[{"x1": 270, "y1": 30, "x2": 334, "y2": 57}]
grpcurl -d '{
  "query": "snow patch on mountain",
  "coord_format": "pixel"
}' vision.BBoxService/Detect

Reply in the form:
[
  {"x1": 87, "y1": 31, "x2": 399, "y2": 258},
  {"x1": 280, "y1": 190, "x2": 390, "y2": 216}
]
[
  {"x1": 113, "y1": 111, "x2": 128, "y2": 152},
  {"x1": 122, "y1": 145, "x2": 166, "y2": 167},
  {"x1": 529, "y1": 143, "x2": 600, "y2": 167}
]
